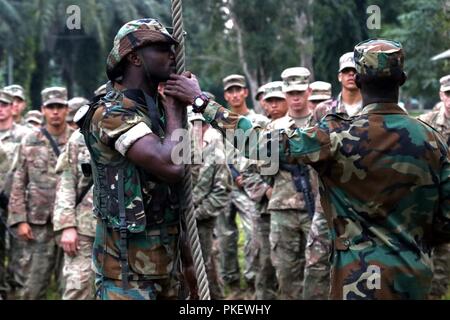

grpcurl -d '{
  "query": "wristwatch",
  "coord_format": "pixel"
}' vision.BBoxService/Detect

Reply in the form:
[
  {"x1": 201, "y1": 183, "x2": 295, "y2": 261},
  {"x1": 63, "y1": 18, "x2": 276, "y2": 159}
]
[{"x1": 192, "y1": 93, "x2": 210, "y2": 113}]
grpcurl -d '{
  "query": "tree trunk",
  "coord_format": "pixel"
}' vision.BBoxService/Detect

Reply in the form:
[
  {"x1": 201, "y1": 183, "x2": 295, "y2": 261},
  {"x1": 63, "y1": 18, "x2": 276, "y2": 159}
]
[
  {"x1": 228, "y1": 0, "x2": 264, "y2": 114},
  {"x1": 294, "y1": 0, "x2": 315, "y2": 80}
]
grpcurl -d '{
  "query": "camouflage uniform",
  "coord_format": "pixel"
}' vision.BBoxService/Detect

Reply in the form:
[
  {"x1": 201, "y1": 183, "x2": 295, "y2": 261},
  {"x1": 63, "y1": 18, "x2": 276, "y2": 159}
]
[
  {"x1": 80, "y1": 19, "x2": 185, "y2": 301},
  {"x1": 418, "y1": 96, "x2": 450, "y2": 299},
  {"x1": 190, "y1": 120, "x2": 231, "y2": 299},
  {"x1": 7, "y1": 126, "x2": 73, "y2": 299},
  {"x1": 7, "y1": 87, "x2": 72, "y2": 300},
  {"x1": 241, "y1": 165, "x2": 277, "y2": 300},
  {"x1": 53, "y1": 129, "x2": 96, "y2": 300},
  {"x1": 0, "y1": 142, "x2": 9, "y2": 299},
  {"x1": 201, "y1": 39, "x2": 450, "y2": 299},
  {"x1": 0, "y1": 89, "x2": 33, "y2": 299},
  {"x1": 303, "y1": 53, "x2": 363, "y2": 300},
  {"x1": 267, "y1": 113, "x2": 317, "y2": 299},
  {"x1": 220, "y1": 78, "x2": 269, "y2": 292}
]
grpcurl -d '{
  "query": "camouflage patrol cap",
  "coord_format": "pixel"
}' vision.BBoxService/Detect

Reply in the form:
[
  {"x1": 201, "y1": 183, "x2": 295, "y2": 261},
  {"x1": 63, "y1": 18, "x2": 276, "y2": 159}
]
[
  {"x1": 255, "y1": 83, "x2": 269, "y2": 100},
  {"x1": 67, "y1": 97, "x2": 89, "y2": 122},
  {"x1": 354, "y1": 39, "x2": 404, "y2": 77},
  {"x1": 94, "y1": 83, "x2": 107, "y2": 96},
  {"x1": 0, "y1": 90, "x2": 13, "y2": 104},
  {"x1": 24, "y1": 110, "x2": 43, "y2": 125},
  {"x1": 439, "y1": 75, "x2": 450, "y2": 92},
  {"x1": 281, "y1": 67, "x2": 310, "y2": 92},
  {"x1": 41, "y1": 87, "x2": 68, "y2": 106},
  {"x1": 223, "y1": 74, "x2": 246, "y2": 91},
  {"x1": 3, "y1": 84, "x2": 26, "y2": 101},
  {"x1": 339, "y1": 52, "x2": 357, "y2": 72},
  {"x1": 263, "y1": 81, "x2": 285, "y2": 100},
  {"x1": 308, "y1": 81, "x2": 332, "y2": 101},
  {"x1": 106, "y1": 18, "x2": 178, "y2": 80}
]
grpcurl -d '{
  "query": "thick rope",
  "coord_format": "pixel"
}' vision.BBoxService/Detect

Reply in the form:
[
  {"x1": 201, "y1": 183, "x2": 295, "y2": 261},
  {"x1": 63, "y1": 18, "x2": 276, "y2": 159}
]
[{"x1": 171, "y1": 0, "x2": 211, "y2": 300}]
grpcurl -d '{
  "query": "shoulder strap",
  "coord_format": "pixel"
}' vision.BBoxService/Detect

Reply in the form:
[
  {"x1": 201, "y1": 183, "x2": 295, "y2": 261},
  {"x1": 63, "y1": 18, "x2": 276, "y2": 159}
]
[
  {"x1": 75, "y1": 179, "x2": 93, "y2": 207},
  {"x1": 143, "y1": 92, "x2": 164, "y2": 137},
  {"x1": 40, "y1": 128, "x2": 60, "y2": 157}
]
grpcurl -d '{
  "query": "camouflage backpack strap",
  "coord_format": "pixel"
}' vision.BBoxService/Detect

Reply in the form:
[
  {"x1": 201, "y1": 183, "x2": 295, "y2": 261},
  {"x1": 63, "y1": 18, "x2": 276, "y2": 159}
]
[{"x1": 117, "y1": 168, "x2": 130, "y2": 289}]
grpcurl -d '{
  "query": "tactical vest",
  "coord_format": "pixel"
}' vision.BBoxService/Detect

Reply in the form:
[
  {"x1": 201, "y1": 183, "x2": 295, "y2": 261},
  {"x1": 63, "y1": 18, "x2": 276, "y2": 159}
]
[{"x1": 79, "y1": 90, "x2": 180, "y2": 235}]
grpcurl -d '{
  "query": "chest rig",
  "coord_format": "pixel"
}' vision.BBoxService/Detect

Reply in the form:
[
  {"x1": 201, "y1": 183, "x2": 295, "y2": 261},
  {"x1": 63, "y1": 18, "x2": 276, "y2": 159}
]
[{"x1": 79, "y1": 87, "x2": 180, "y2": 287}]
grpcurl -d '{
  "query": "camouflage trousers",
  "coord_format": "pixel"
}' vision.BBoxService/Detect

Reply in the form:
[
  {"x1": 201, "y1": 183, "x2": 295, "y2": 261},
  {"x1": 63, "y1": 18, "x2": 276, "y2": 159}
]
[
  {"x1": 197, "y1": 217, "x2": 224, "y2": 299},
  {"x1": 95, "y1": 275, "x2": 180, "y2": 300},
  {"x1": 253, "y1": 213, "x2": 277, "y2": 300},
  {"x1": 303, "y1": 210, "x2": 331, "y2": 300},
  {"x1": 0, "y1": 210, "x2": 6, "y2": 298},
  {"x1": 216, "y1": 189, "x2": 258, "y2": 288},
  {"x1": 62, "y1": 236, "x2": 95, "y2": 300},
  {"x1": 429, "y1": 243, "x2": 450, "y2": 299},
  {"x1": 14, "y1": 223, "x2": 63, "y2": 300},
  {"x1": 269, "y1": 209, "x2": 311, "y2": 300}
]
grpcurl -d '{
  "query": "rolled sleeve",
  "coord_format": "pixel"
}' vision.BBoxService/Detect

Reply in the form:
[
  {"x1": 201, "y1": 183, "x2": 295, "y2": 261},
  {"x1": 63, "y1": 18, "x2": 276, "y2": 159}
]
[{"x1": 114, "y1": 122, "x2": 152, "y2": 156}]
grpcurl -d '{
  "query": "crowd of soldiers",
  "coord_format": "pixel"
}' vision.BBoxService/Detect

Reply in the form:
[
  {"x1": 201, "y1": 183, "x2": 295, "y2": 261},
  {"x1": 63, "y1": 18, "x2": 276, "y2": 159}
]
[{"x1": 0, "y1": 18, "x2": 449, "y2": 301}]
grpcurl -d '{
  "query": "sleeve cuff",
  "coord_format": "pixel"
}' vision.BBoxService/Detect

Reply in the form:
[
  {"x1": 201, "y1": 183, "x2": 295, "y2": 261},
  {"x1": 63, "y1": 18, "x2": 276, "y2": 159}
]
[{"x1": 114, "y1": 122, "x2": 152, "y2": 156}]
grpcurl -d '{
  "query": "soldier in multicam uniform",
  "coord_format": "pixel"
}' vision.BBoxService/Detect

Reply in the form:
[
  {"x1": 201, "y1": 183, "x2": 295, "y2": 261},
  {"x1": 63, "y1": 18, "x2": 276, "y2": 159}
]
[
  {"x1": 4, "y1": 85, "x2": 28, "y2": 126},
  {"x1": 219, "y1": 74, "x2": 269, "y2": 297},
  {"x1": 78, "y1": 19, "x2": 199, "y2": 300},
  {"x1": 264, "y1": 68, "x2": 318, "y2": 300},
  {"x1": 7, "y1": 87, "x2": 73, "y2": 299},
  {"x1": 173, "y1": 38, "x2": 450, "y2": 299},
  {"x1": 66, "y1": 97, "x2": 89, "y2": 130},
  {"x1": 417, "y1": 74, "x2": 450, "y2": 300},
  {"x1": 303, "y1": 52, "x2": 363, "y2": 300},
  {"x1": 0, "y1": 90, "x2": 33, "y2": 299},
  {"x1": 307, "y1": 81, "x2": 332, "y2": 111},
  {"x1": 24, "y1": 110, "x2": 43, "y2": 130},
  {"x1": 188, "y1": 107, "x2": 232, "y2": 299},
  {"x1": 52, "y1": 127, "x2": 96, "y2": 300},
  {"x1": 241, "y1": 81, "x2": 287, "y2": 300}
]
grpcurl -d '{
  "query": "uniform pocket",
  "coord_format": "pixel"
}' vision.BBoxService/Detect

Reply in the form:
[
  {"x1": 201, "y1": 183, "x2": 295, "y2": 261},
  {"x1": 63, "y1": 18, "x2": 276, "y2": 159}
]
[{"x1": 127, "y1": 231, "x2": 178, "y2": 277}]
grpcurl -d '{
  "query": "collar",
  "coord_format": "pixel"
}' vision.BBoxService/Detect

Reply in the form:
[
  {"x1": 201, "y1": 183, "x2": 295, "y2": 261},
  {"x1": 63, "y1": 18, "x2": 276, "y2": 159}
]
[{"x1": 360, "y1": 103, "x2": 407, "y2": 116}]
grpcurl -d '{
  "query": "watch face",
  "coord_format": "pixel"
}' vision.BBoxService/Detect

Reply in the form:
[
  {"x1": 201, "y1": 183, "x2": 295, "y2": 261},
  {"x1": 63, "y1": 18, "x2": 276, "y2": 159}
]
[{"x1": 195, "y1": 97, "x2": 204, "y2": 106}]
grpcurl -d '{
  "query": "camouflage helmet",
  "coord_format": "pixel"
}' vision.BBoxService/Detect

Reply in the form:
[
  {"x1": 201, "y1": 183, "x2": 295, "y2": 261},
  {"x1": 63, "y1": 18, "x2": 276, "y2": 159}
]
[
  {"x1": 354, "y1": 39, "x2": 404, "y2": 78},
  {"x1": 67, "y1": 97, "x2": 89, "y2": 122},
  {"x1": 106, "y1": 18, "x2": 178, "y2": 81}
]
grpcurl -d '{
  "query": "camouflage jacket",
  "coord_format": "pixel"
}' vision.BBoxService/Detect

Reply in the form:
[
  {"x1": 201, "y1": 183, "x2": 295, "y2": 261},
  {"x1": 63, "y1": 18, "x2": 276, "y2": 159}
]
[
  {"x1": 191, "y1": 127, "x2": 231, "y2": 220},
  {"x1": 82, "y1": 84, "x2": 180, "y2": 281},
  {"x1": 53, "y1": 129, "x2": 96, "y2": 238},
  {"x1": 0, "y1": 123, "x2": 33, "y2": 196},
  {"x1": 0, "y1": 143, "x2": 8, "y2": 193},
  {"x1": 313, "y1": 93, "x2": 363, "y2": 122},
  {"x1": 8, "y1": 125, "x2": 74, "y2": 227},
  {"x1": 265, "y1": 114, "x2": 318, "y2": 211},
  {"x1": 203, "y1": 100, "x2": 450, "y2": 299},
  {"x1": 418, "y1": 106, "x2": 450, "y2": 145}
]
